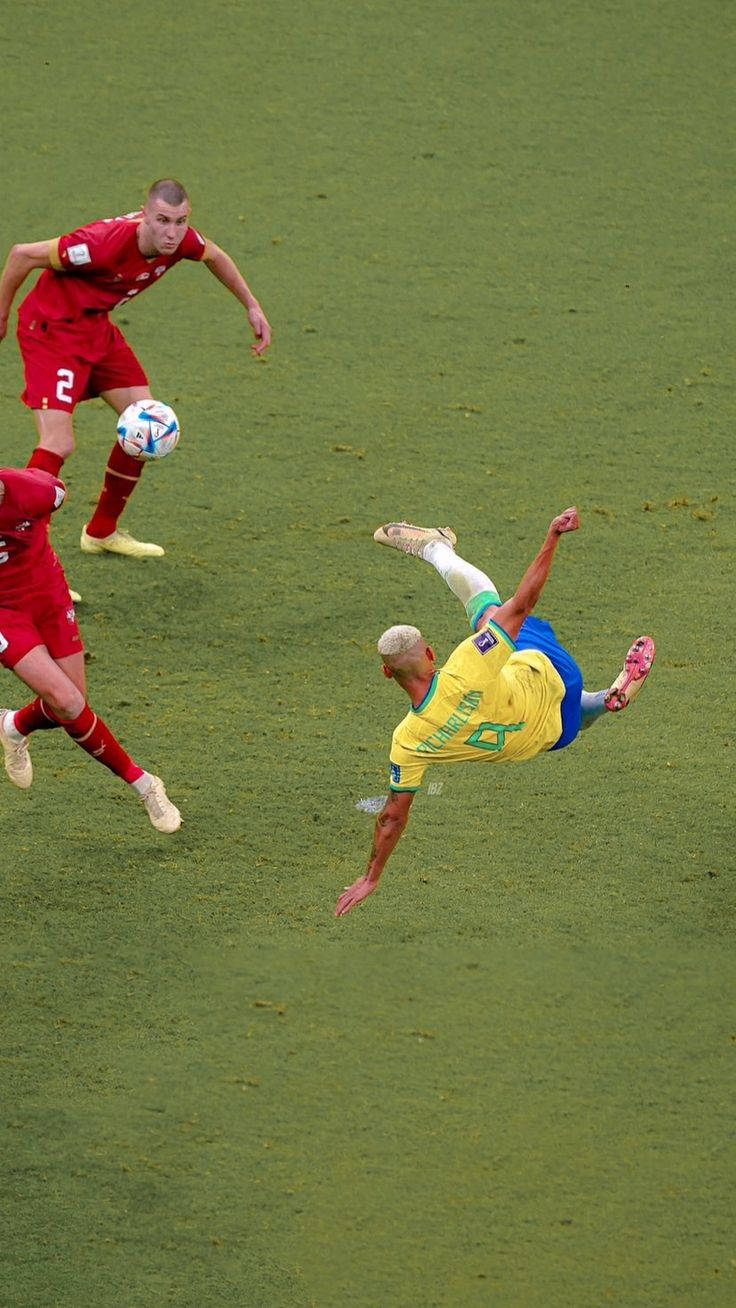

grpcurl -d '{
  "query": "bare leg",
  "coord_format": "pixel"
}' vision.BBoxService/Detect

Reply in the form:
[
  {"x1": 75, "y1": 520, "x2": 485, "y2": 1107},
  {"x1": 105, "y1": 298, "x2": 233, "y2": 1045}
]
[
  {"x1": 1, "y1": 645, "x2": 180, "y2": 831},
  {"x1": 11, "y1": 646, "x2": 86, "y2": 717},
  {"x1": 0, "y1": 646, "x2": 85, "y2": 787},
  {"x1": 99, "y1": 385, "x2": 153, "y2": 417},
  {"x1": 25, "y1": 412, "x2": 81, "y2": 597},
  {"x1": 31, "y1": 408, "x2": 76, "y2": 460}
]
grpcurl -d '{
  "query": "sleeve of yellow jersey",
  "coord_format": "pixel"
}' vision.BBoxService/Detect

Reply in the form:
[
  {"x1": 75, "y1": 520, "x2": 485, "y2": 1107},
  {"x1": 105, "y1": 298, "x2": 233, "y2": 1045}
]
[{"x1": 388, "y1": 728, "x2": 429, "y2": 793}]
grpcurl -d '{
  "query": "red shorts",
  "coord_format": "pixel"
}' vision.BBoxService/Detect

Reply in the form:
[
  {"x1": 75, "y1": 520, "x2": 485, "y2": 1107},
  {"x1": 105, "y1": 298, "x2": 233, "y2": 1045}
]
[
  {"x1": 17, "y1": 308, "x2": 148, "y2": 412},
  {"x1": 0, "y1": 566, "x2": 84, "y2": 669}
]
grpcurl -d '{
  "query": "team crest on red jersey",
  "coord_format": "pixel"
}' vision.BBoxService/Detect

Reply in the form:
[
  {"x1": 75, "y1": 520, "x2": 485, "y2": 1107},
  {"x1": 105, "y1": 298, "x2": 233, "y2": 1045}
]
[{"x1": 67, "y1": 242, "x2": 91, "y2": 266}]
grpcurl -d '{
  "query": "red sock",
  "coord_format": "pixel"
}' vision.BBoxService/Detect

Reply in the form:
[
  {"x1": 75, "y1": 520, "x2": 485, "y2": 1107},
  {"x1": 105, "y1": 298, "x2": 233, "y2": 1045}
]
[
  {"x1": 85, "y1": 442, "x2": 144, "y2": 539},
  {"x1": 56, "y1": 703, "x2": 144, "y2": 784},
  {"x1": 27, "y1": 448, "x2": 65, "y2": 477},
  {"x1": 14, "y1": 698, "x2": 60, "y2": 735}
]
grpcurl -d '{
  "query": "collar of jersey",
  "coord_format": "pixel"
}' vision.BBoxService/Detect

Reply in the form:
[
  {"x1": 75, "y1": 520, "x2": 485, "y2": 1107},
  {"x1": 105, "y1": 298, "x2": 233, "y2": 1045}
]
[{"x1": 411, "y1": 672, "x2": 439, "y2": 714}]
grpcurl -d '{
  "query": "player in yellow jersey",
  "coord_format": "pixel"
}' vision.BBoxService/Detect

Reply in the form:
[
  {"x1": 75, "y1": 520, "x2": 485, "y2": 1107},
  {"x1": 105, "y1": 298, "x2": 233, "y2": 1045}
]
[{"x1": 335, "y1": 508, "x2": 655, "y2": 916}]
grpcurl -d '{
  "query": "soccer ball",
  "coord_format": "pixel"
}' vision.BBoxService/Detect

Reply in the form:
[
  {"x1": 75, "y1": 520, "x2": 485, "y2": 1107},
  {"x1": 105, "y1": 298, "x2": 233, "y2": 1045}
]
[{"x1": 116, "y1": 400, "x2": 180, "y2": 460}]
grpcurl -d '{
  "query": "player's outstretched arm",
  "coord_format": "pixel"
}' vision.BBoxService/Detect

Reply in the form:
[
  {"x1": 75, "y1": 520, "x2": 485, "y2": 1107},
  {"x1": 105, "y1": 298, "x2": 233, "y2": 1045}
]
[
  {"x1": 0, "y1": 240, "x2": 56, "y2": 341},
  {"x1": 491, "y1": 507, "x2": 580, "y2": 640},
  {"x1": 202, "y1": 240, "x2": 272, "y2": 355},
  {"x1": 335, "y1": 789, "x2": 415, "y2": 916}
]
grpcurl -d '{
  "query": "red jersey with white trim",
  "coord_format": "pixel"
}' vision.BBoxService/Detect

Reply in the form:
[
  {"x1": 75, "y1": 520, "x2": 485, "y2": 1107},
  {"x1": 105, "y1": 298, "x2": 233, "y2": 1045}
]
[
  {"x1": 22, "y1": 213, "x2": 207, "y2": 322},
  {"x1": 0, "y1": 468, "x2": 67, "y2": 601}
]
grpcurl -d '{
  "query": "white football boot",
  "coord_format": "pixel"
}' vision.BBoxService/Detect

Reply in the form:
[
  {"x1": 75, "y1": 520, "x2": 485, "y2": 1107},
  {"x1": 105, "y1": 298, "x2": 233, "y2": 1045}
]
[
  {"x1": 140, "y1": 776, "x2": 182, "y2": 833},
  {"x1": 0, "y1": 711, "x2": 33, "y2": 789},
  {"x1": 373, "y1": 523, "x2": 457, "y2": 556},
  {"x1": 81, "y1": 526, "x2": 164, "y2": 558}
]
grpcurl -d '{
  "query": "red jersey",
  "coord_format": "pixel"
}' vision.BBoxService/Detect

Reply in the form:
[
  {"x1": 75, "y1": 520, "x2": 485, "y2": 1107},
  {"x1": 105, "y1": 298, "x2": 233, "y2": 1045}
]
[
  {"x1": 0, "y1": 468, "x2": 67, "y2": 602},
  {"x1": 21, "y1": 213, "x2": 207, "y2": 322}
]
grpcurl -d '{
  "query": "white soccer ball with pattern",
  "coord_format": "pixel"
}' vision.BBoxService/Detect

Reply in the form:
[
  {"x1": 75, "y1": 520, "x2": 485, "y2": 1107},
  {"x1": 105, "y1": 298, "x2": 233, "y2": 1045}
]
[{"x1": 116, "y1": 400, "x2": 180, "y2": 460}]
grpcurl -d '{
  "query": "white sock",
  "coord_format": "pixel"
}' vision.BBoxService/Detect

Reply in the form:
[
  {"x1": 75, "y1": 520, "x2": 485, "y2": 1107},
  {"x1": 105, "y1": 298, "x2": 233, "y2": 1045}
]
[
  {"x1": 2, "y1": 710, "x2": 24, "y2": 742},
  {"x1": 131, "y1": 771, "x2": 154, "y2": 795},
  {"x1": 580, "y1": 690, "x2": 607, "y2": 730},
  {"x1": 421, "y1": 541, "x2": 498, "y2": 607}
]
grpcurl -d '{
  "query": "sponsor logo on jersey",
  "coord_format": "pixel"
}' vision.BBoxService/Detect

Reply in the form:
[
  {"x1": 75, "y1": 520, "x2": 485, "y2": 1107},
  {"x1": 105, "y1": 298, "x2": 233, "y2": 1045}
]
[
  {"x1": 14, "y1": 520, "x2": 32, "y2": 532},
  {"x1": 135, "y1": 272, "x2": 151, "y2": 281},
  {"x1": 67, "y1": 242, "x2": 91, "y2": 266},
  {"x1": 154, "y1": 265, "x2": 167, "y2": 277},
  {"x1": 473, "y1": 629, "x2": 498, "y2": 654}
]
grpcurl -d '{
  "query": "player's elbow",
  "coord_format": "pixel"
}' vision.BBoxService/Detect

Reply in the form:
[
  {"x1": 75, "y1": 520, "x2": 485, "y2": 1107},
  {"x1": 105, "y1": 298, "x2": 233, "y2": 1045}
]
[
  {"x1": 9, "y1": 243, "x2": 42, "y2": 271},
  {"x1": 512, "y1": 595, "x2": 534, "y2": 624},
  {"x1": 493, "y1": 594, "x2": 529, "y2": 640}
]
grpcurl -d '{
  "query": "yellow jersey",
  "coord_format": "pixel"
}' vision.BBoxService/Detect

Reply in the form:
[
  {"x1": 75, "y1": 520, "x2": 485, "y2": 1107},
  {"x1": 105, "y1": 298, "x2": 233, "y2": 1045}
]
[{"x1": 388, "y1": 619, "x2": 565, "y2": 791}]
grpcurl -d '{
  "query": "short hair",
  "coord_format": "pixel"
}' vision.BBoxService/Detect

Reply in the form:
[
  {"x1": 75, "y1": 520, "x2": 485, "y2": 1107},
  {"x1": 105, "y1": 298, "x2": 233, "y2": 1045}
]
[
  {"x1": 147, "y1": 178, "x2": 189, "y2": 207},
  {"x1": 377, "y1": 625, "x2": 422, "y2": 656}
]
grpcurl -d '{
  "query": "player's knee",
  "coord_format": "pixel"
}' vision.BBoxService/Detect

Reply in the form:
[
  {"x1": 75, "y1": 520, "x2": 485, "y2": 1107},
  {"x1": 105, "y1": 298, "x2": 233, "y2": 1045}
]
[
  {"x1": 34, "y1": 411, "x2": 76, "y2": 460},
  {"x1": 44, "y1": 685, "x2": 85, "y2": 721},
  {"x1": 39, "y1": 430, "x2": 75, "y2": 460}
]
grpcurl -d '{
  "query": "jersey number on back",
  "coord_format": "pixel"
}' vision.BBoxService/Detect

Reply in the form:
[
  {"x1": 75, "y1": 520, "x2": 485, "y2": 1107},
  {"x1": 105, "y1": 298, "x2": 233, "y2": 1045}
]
[{"x1": 465, "y1": 720, "x2": 525, "y2": 752}]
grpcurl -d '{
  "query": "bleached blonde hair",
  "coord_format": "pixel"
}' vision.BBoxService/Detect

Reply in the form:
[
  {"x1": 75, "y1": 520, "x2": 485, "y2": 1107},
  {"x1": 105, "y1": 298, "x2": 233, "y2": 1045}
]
[{"x1": 377, "y1": 625, "x2": 423, "y2": 656}]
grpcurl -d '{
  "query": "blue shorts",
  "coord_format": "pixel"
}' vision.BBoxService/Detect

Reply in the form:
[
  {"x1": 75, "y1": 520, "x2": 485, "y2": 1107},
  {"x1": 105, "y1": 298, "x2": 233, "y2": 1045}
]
[{"x1": 515, "y1": 616, "x2": 583, "y2": 751}]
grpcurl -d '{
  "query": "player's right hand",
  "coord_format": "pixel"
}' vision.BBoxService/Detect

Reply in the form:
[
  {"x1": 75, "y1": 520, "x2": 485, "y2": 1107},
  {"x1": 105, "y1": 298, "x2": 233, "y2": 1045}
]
[
  {"x1": 248, "y1": 303, "x2": 272, "y2": 355},
  {"x1": 335, "y1": 875, "x2": 378, "y2": 917},
  {"x1": 551, "y1": 507, "x2": 579, "y2": 535}
]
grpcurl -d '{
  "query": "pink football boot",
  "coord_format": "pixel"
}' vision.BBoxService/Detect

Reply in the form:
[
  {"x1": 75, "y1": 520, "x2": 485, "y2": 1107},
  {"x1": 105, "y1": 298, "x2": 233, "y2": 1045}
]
[{"x1": 604, "y1": 636, "x2": 656, "y2": 711}]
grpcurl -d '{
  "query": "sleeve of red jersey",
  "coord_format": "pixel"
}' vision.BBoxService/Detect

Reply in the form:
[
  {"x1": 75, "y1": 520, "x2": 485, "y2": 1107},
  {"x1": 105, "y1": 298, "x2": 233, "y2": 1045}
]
[
  {"x1": 0, "y1": 469, "x2": 66, "y2": 520},
  {"x1": 180, "y1": 226, "x2": 207, "y2": 261},
  {"x1": 52, "y1": 220, "x2": 113, "y2": 273}
]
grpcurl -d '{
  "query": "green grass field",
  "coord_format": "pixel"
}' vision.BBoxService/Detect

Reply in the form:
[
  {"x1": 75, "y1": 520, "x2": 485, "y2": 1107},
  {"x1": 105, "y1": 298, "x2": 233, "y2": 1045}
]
[{"x1": 2, "y1": 2, "x2": 734, "y2": 1305}]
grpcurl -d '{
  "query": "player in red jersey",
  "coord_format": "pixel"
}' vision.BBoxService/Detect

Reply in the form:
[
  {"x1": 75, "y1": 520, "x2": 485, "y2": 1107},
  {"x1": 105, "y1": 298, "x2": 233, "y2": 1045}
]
[
  {"x1": 0, "y1": 178, "x2": 271, "y2": 566},
  {"x1": 0, "y1": 466, "x2": 181, "y2": 832}
]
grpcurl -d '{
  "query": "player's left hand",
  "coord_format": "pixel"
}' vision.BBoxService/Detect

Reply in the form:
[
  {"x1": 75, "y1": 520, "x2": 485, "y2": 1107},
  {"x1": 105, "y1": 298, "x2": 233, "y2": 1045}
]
[
  {"x1": 335, "y1": 876, "x2": 378, "y2": 917},
  {"x1": 551, "y1": 506, "x2": 580, "y2": 535},
  {"x1": 248, "y1": 303, "x2": 272, "y2": 355}
]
